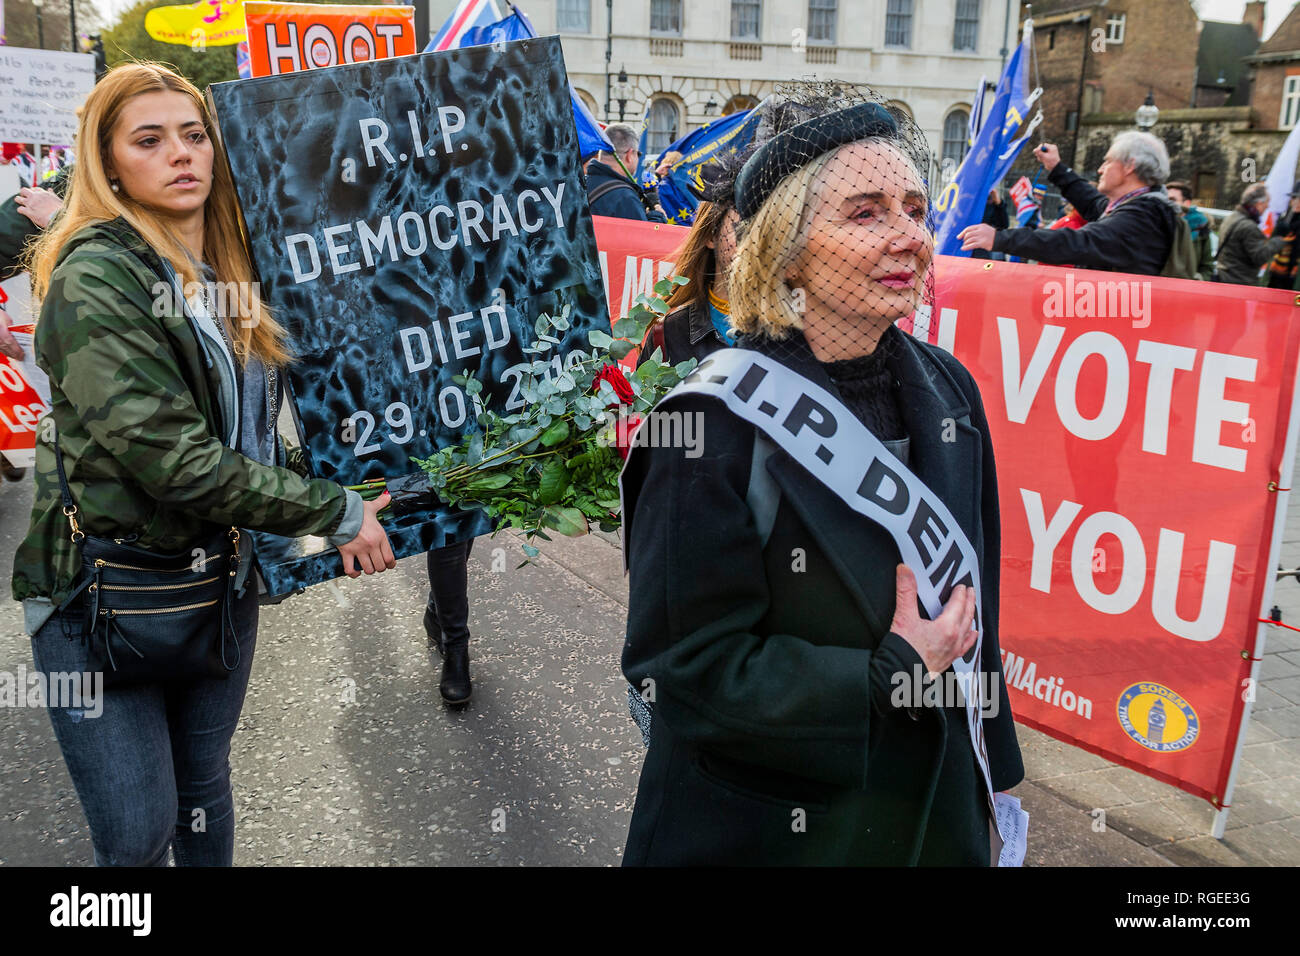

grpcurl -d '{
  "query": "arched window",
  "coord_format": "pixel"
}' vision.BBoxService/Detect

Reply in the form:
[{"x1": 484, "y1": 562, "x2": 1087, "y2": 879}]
[
  {"x1": 574, "y1": 88, "x2": 599, "y2": 118},
  {"x1": 724, "y1": 94, "x2": 760, "y2": 115},
  {"x1": 647, "y1": 97, "x2": 680, "y2": 154},
  {"x1": 942, "y1": 109, "x2": 970, "y2": 166}
]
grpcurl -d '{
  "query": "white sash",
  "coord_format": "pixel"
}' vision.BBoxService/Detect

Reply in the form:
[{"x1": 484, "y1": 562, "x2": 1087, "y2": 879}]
[{"x1": 624, "y1": 347, "x2": 1028, "y2": 863}]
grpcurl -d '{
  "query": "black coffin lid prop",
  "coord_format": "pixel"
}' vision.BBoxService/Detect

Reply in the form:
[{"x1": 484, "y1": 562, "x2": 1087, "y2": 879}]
[{"x1": 208, "y1": 37, "x2": 606, "y2": 595}]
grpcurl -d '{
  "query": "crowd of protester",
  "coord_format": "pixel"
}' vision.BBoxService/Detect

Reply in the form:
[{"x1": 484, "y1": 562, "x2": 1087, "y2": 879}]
[{"x1": 956, "y1": 130, "x2": 1300, "y2": 288}]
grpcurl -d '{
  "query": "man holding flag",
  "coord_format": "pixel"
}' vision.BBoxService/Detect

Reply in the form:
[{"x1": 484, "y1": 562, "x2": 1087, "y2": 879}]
[
  {"x1": 958, "y1": 135, "x2": 1180, "y2": 276},
  {"x1": 585, "y1": 123, "x2": 650, "y2": 221}
]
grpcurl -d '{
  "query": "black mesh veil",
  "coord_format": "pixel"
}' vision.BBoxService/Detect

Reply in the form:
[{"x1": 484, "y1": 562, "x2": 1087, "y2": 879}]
[{"x1": 724, "y1": 81, "x2": 937, "y2": 368}]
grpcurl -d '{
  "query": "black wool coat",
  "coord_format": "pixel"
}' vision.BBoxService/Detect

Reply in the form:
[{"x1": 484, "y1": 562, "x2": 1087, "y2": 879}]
[{"x1": 620, "y1": 326, "x2": 1024, "y2": 865}]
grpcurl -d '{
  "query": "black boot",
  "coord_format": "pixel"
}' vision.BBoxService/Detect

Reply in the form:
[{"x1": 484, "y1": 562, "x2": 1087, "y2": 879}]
[
  {"x1": 440, "y1": 641, "x2": 472, "y2": 705},
  {"x1": 423, "y1": 600, "x2": 445, "y2": 655}
]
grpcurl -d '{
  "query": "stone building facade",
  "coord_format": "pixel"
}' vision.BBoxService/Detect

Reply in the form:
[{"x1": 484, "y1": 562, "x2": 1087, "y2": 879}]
[{"x1": 514, "y1": 0, "x2": 1010, "y2": 187}]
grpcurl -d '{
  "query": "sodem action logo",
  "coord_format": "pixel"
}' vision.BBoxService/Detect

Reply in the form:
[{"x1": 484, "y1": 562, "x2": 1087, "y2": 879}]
[{"x1": 1116, "y1": 682, "x2": 1199, "y2": 753}]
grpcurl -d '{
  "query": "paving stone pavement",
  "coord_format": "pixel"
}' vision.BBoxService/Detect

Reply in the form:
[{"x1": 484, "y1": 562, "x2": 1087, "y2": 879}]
[{"x1": 3, "y1": 436, "x2": 1299, "y2": 865}]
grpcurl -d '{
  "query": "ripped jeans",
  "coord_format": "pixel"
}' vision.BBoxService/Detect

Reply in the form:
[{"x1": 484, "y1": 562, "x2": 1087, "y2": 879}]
[{"x1": 29, "y1": 587, "x2": 258, "y2": 866}]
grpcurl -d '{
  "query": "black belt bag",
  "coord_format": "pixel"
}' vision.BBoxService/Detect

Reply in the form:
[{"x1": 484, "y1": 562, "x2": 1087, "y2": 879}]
[{"x1": 52, "y1": 426, "x2": 242, "y2": 686}]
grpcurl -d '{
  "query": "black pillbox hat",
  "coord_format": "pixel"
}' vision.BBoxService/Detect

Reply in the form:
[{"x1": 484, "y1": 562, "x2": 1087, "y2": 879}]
[{"x1": 734, "y1": 101, "x2": 899, "y2": 219}]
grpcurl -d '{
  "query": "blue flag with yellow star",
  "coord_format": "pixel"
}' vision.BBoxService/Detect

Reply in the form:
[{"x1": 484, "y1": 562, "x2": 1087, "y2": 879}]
[
  {"x1": 934, "y1": 20, "x2": 1042, "y2": 256},
  {"x1": 652, "y1": 107, "x2": 759, "y2": 225}
]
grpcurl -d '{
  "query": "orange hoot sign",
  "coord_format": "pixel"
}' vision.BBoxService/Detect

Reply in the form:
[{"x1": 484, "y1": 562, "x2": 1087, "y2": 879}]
[{"x1": 243, "y1": 2, "x2": 415, "y2": 77}]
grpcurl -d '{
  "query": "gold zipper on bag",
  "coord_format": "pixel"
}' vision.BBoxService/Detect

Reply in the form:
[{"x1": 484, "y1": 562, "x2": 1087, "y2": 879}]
[
  {"x1": 92, "y1": 576, "x2": 220, "y2": 593},
  {"x1": 93, "y1": 557, "x2": 217, "y2": 573},
  {"x1": 99, "y1": 600, "x2": 219, "y2": 616}
]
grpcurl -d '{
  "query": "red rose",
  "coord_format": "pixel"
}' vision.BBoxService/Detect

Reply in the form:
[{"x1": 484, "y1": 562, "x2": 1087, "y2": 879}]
[
  {"x1": 615, "y1": 414, "x2": 644, "y2": 460},
  {"x1": 593, "y1": 364, "x2": 636, "y2": 407}
]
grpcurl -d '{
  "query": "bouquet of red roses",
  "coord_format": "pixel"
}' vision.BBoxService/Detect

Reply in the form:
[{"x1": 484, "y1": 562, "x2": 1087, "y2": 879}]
[{"x1": 348, "y1": 276, "x2": 696, "y2": 558}]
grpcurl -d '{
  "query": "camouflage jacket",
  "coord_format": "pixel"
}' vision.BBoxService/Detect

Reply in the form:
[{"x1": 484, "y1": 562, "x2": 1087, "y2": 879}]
[{"x1": 12, "y1": 217, "x2": 355, "y2": 610}]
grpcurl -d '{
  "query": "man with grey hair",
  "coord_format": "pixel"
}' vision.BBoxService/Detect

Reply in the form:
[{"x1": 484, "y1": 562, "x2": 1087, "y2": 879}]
[
  {"x1": 1216, "y1": 182, "x2": 1285, "y2": 285},
  {"x1": 958, "y1": 132, "x2": 1180, "y2": 275},
  {"x1": 584, "y1": 122, "x2": 650, "y2": 221}
]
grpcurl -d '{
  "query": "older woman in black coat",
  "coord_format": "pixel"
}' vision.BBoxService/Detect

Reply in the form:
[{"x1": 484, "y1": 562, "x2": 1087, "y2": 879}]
[{"x1": 619, "y1": 97, "x2": 1024, "y2": 866}]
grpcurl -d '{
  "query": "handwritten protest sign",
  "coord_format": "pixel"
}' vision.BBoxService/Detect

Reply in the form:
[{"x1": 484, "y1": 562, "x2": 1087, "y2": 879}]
[
  {"x1": 209, "y1": 37, "x2": 606, "y2": 593},
  {"x1": 0, "y1": 48, "x2": 95, "y2": 145}
]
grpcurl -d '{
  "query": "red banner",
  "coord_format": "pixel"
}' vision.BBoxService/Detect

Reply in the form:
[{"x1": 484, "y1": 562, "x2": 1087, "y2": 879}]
[
  {"x1": 915, "y1": 258, "x2": 1300, "y2": 807},
  {"x1": 592, "y1": 217, "x2": 688, "y2": 324},
  {"x1": 243, "y1": 3, "x2": 416, "y2": 78},
  {"x1": 9, "y1": 213, "x2": 1295, "y2": 808},
  {"x1": 590, "y1": 216, "x2": 1300, "y2": 807}
]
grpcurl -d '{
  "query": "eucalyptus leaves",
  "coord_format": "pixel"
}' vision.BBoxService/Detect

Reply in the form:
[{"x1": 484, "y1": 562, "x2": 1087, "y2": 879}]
[{"x1": 367, "y1": 276, "x2": 697, "y2": 560}]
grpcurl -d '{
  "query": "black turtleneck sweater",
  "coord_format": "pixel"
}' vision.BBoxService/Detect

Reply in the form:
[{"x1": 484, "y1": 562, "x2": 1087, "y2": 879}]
[{"x1": 821, "y1": 334, "x2": 910, "y2": 469}]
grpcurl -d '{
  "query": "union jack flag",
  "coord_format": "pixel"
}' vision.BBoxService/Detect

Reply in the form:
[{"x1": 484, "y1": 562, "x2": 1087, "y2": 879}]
[{"x1": 426, "y1": 0, "x2": 504, "y2": 52}]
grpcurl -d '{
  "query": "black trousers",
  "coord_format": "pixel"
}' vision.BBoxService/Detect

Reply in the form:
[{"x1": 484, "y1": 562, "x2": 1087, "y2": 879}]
[{"x1": 426, "y1": 539, "x2": 473, "y2": 647}]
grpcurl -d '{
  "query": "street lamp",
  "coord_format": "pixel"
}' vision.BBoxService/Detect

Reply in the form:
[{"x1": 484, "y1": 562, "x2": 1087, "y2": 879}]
[
  {"x1": 33, "y1": 0, "x2": 46, "y2": 50},
  {"x1": 1135, "y1": 89, "x2": 1159, "y2": 130},
  {"x1": 613, "y1": 66, "x2": 632, "y2": 123},
  {"x1": 705, "y1": 95, "x2": 719, "y2": 115}
]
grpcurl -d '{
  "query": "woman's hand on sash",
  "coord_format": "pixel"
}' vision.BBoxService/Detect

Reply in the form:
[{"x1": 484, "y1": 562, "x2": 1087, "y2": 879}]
[
  {"x1": 889, "y1": 563, "x2": 978, "y2": 676},
  {"x1": 337, "y1": 492, "x2": 397, "y2": 577}
]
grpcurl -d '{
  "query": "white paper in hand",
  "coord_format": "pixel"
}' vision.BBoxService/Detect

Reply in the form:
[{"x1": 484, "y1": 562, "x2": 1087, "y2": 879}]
[{"x1": 994, "y1": 792, "x2": 1029, "y2": 867}]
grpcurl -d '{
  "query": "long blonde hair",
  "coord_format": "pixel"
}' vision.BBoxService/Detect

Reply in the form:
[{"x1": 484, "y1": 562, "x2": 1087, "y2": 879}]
[{"x1": 28, "y1": 62, "x2": 291, "y2": 366}]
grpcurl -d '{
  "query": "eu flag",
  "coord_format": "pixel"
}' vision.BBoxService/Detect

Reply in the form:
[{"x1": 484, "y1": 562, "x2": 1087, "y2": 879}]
[
  {"x1": 934, "y1": 22, "x2": 1043, "y2": 257},
  {"x1": 651, "y1": 107, "x2": 762, "y2": 225}
]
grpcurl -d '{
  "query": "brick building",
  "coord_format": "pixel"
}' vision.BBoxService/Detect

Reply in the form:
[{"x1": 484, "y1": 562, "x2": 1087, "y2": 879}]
[
  {"x1": 1245, "y1": 3, "x2": 1300, "y2": 130},
  {"x1": 1021, "y1": 0, "x2": 1202, "y2": 169}
]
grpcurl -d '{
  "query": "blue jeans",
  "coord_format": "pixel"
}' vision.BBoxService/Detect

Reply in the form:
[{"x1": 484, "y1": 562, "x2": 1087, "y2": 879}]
[{"x1": 29, "y1": 587, "x2": 258, "y2": 866}]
